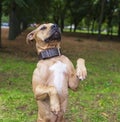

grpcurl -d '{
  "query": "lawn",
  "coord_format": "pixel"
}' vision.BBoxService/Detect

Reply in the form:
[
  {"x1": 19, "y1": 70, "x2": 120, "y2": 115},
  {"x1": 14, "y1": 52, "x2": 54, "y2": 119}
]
[{"x1": 0, "y1": 29, "x2": 120, "y2": 122}]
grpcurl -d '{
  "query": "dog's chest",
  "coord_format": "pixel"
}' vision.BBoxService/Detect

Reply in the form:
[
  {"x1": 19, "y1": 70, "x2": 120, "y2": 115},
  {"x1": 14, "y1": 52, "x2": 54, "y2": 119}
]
[{"x1": 49, "y1": 61, "x2": 67, "y2": 93}]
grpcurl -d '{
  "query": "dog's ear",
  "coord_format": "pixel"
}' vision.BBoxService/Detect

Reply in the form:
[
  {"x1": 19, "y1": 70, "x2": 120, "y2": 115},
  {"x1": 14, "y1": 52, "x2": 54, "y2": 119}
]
[{"x1": 26, "y1": 30, "x2": 36, "y2": 44}]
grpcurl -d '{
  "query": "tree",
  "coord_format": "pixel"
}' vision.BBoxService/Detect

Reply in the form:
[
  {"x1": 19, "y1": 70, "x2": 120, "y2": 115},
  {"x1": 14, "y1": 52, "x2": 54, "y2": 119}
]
[
  {"x1": 116, "y1": 0, "x2": 120, "y2": 37},
  {"x1": 2, "y1": 0, "x2": 52, "y2": 40},
  {"x1": 1, "y1": 0, "x2": 120, "y2": 42},
  {"x1": 105, "y1": 0, "x2": 117, "y2": 36},
  {"x1": 98, "y1": 0, "x2": 106, "y2": 41},
  {"x1": 118, "y1": 10, "x2": 120, "y2": 37},
  {"x1": 0, "y1": 0, "x2": 3, "y2": 48},
  {"x1": 3, "y1": 0, "x2": 29, "y2": 40},
  {"x1": 89, "y1": 0, "x2": 101, "y2": 34},
  {"x1": 51, "y1": 0, "x2": 68, "y2": 32},
  {"x1": 30, "y1": 0, "x2": 51, "y2": 23},
  {"x1": 68, "y1": 0, "x2": 93, "y2": 32},
  {"x1": 8, "y1": 1, "x2": 21, "y2": 40}
]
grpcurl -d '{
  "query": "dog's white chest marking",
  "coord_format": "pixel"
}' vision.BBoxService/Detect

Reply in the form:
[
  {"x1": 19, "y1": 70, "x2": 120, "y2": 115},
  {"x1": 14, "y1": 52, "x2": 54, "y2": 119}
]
[{"x1": 49, "y1": 61, "x2": 67, "y2": 93}]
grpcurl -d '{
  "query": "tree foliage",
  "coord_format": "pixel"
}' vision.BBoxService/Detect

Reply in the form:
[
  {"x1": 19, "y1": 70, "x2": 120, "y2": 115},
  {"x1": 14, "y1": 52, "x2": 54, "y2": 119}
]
[
  {"x1": 0, "y1": 1, "x2": 2, "y2": 48},
  {"x1": 67, "y1": 0, "x2": 93, "y2": 32},
  {"x1": 2, "y1": 0, "x2": 51, "y2": 40},
  {"x1": 1, "y1": 0, "x2": 120, "y2": 42}
]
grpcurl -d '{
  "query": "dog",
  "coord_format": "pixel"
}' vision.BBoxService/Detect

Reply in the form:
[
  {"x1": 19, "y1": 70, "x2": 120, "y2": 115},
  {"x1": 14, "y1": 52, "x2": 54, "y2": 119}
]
[{"x1": 26, "y1": 23, "x2": 87, "y2": 122}]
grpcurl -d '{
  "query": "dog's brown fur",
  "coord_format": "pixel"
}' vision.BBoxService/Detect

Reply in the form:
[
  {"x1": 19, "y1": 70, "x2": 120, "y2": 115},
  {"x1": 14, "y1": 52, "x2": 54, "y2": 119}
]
[{"x1": 26, "y1": 23, "x2": 87, "y2": 122}]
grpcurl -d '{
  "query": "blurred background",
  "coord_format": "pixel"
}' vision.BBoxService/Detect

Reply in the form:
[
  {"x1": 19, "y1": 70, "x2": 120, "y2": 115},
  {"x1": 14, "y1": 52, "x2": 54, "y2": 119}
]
[{"x1": 0, "y1": 0, "x2": 120, "y2": 44}]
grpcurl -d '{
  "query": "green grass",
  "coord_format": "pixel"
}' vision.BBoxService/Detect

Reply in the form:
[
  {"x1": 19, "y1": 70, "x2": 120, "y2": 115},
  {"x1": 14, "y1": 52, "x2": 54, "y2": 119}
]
[
  {"x1": 64, "y1": 28, "x2": 118, "y2": 36},
  {"x1": 67, "y1": 49, "x2": 120, "y2": 122},
  {"x1": 0, "y1": 47, "x2": 120, "y2": 122},
  {"x1": 0, "y1": 55, "x2": 37, "y2": 122}
]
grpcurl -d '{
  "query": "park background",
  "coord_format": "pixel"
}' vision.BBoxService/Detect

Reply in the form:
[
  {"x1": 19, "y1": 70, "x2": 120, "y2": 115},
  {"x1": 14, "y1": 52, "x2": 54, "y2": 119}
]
[{"x1": 0, "y1": 0, "x2": 120, "y2": 122}]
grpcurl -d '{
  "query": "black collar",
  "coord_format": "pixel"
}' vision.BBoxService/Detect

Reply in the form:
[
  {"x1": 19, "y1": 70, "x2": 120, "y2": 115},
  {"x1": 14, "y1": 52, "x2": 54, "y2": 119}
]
[{"x1": 38, "y1": 48, "x2": 61, "y2": 60}]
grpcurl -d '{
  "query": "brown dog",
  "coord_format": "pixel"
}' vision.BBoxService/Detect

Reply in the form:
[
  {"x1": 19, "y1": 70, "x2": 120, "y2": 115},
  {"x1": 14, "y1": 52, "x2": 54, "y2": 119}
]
[{"x1": 26, "y1": 23, "x2": 87, "y2": 122}]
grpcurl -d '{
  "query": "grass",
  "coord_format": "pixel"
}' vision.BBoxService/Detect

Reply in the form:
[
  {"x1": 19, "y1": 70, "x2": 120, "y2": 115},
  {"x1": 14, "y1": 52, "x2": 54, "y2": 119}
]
[
  {"x1": 0, "y1": 55, "x2": 37, "y2": 122},
  {"x1": 67, "y1": 49, "x2": 120, "y2": 122},
  {"x1": 0, "y1": 32, "x2": 120, "y2": 122},
  {"x1": 64, "y1": 28, "x2": 118, "y2": 36}
]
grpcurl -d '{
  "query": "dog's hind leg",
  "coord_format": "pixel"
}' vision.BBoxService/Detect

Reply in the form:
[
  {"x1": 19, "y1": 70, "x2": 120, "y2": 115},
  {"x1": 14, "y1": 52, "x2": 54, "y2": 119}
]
[{"x1": 35, "y1": 85, "x2": 60, "y2": 114}]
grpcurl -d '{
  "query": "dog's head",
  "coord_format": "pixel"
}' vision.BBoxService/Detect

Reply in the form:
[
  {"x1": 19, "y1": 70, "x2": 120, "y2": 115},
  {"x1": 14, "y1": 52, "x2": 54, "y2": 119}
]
[{"x1": 26, "y1": 23, "x2": 61, "y2": 53}]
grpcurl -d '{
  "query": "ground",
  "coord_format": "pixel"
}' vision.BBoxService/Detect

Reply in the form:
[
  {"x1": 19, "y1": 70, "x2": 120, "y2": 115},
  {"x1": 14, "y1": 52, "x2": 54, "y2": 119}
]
[
  {"x1": 0, "y1": 28, "x2": 120, "y2": 122},
  {"x1": 1, "y1": 28, "x2": 120, "y2": 59}
]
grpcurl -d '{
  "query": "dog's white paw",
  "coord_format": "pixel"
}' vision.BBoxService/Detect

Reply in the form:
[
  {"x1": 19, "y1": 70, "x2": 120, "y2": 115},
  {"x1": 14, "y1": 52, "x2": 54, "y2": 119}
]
[
  {"x1": 76, "y1": 68, "x2": 87, "y2": 80},
  {"x1": 76, "y1": 58, "x2": 87, "y2": 81},
  {"x1": 51, "y1": 104, "x2": 60, "y2": 115}
]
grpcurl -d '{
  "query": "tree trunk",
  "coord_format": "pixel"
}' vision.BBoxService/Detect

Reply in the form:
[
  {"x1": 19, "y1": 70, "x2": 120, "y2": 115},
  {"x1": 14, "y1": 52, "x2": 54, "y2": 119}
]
[
  {"x1": 53, "y1": 14, "x2": 59, "y2": 25},
  {"x1": 74, "y1": 25, "x2": 76, "y2": 32},
  {"x1": 69, "y1": 21, "x2": 72, "y2": 32},
  {"x1": 8, "y1": 2, "x2": 21, "y2": 40},
  {"x1": 107, "y1": 22, "x2": 112, "y2": 36},
  {"x1": 21, "y1": 19, "x2": 28, "y2": 31},
  {"x1": 87, "y1": 23, "x2": 90, "y2": 34},
  {"x1": 98, "y1": 0, "x2": 105, "y2": 41},
  {"x1": 0, "y1": 1, "x2": 2, "y2": 48},
  {"x1": 60, "y1": 15, "x2": 64, "y2": 33},
  {"x1": 118, "y1": 10, "x2": 120, "y2": 37},
  {"x1": 91, "y1": 19, "x2": 95, "y2": 34},
  {"x1": 74, "y1": 21, "x2": 78, "y2": 32},
  {"x1": 118, "y1": 22, "x2": 120, "y2": 37}
]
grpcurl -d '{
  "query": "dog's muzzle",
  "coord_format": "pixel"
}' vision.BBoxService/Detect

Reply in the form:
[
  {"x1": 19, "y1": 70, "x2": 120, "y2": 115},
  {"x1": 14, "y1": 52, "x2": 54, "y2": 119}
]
[{"x1": 45, "y1": 24, "x2": 61, "y2": 43}]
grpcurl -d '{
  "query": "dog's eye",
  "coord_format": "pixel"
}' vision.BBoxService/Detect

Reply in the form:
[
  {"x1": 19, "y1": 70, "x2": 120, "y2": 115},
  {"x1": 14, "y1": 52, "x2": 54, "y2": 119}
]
[{"x1": 40, "y1": 26, "x2": 47, "y2": 30}]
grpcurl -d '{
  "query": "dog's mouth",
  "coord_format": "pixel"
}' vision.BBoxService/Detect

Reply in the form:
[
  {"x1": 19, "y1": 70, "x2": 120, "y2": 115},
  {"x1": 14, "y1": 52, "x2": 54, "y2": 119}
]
[
  {"x1": 45, "y1": 31, "x2": 61, "y2": 43},
  {"x1": 45, "y1": 26, "x2": 61, "y2": 43}
]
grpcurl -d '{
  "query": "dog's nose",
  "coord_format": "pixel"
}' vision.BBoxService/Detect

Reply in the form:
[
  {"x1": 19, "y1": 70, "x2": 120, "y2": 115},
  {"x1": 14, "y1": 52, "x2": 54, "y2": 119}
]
[{"x1": 51, "y1": 24, "x2": 58, "y2": 30}]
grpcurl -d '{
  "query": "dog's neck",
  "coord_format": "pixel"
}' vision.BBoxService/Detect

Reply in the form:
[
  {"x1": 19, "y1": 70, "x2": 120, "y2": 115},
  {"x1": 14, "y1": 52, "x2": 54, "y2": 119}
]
[
  {"x1": 38, "y1": 48, "x2": 61, "y2": 60},
  {"x1": 36, "y1": 41, "x2": 61, "y2": 54},
  {"x1": 35, "y1": 39, "x2": 61, "y2": 60}
]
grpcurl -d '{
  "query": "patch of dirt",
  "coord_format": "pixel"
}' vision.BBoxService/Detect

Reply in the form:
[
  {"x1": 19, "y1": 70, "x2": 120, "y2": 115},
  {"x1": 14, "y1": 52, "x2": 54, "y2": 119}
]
[
  {"x1": 16, "y1": 104, "x2": 27, "y2": 111},
  {"x1": 1, "y1": 28, "x2": 120, "y2": 60},
  {"x1": 1, "y1": 28, "x2": 37, "y2": 60}
]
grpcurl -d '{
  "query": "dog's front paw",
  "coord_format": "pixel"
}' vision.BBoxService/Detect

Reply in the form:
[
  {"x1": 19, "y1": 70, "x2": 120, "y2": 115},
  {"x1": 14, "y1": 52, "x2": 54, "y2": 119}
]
[
  {"x1": 76, "y1": 58, "x2": 87, "y2": 80},
  {"x1": 76, "y1": 68, "x2": 87, "y2": 80},
  {"x1": 51, "y1": 103, "x2": 60, "y2": 115}
]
